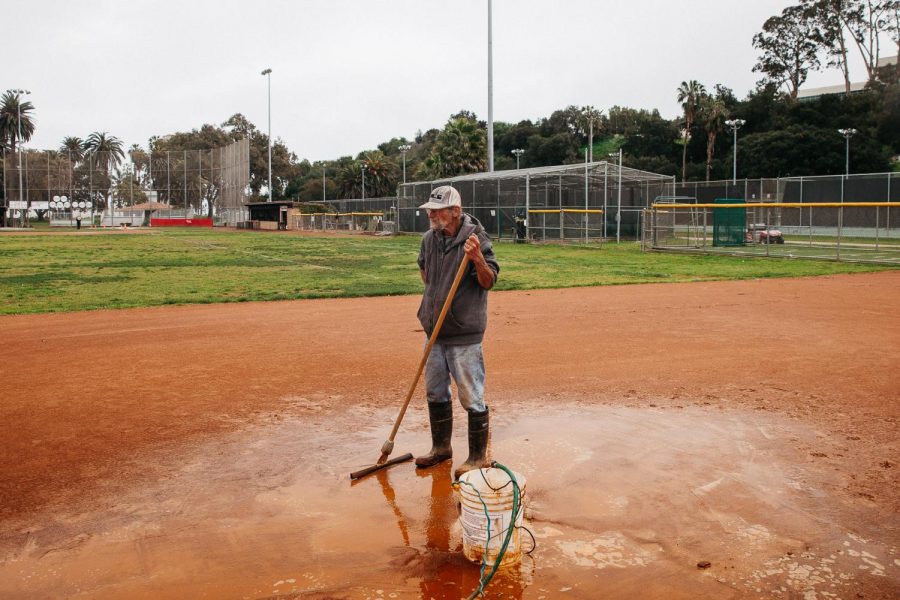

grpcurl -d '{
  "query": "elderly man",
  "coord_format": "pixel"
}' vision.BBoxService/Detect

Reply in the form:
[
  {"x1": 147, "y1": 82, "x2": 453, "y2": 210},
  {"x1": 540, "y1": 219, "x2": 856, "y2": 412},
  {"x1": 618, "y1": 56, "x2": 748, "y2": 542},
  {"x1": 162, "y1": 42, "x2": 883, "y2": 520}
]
[{"x1": 415, "y1": 186, "x2": 500, "y2": 480}]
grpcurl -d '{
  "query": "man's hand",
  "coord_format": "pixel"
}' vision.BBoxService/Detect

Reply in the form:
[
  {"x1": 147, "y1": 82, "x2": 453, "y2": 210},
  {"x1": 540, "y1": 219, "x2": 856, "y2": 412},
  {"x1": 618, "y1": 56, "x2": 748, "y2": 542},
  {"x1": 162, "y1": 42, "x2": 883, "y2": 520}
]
[
  {"x1": 464, "y1": 234, "x2": 495, "y2": 290},
  {"x1": 463, "y1": 234, "x2": 483, "y2": 261}
]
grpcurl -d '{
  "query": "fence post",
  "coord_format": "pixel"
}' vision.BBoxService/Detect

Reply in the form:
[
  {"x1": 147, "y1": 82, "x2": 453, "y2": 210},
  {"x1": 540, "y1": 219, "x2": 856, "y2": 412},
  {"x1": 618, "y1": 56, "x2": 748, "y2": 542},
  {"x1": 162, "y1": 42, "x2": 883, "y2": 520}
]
[
  {"x1": 584, "y1": 150, "x2": 589, "y2": 243},
  {"x1": 703, "y1": 208, "x2": 707, "y2": 249},
  {"x1": 875, "y1": 206, "x2": 880, "y2": 250},
  {"x1": 525, "y1": 172, "x2": 530, "y2": 242},
  {"x1": 837, "y1": 204, "x2": 843, "y2": 261},
  {"x1": 496, "y1": 178, "x2": 501, "y2": 240}
]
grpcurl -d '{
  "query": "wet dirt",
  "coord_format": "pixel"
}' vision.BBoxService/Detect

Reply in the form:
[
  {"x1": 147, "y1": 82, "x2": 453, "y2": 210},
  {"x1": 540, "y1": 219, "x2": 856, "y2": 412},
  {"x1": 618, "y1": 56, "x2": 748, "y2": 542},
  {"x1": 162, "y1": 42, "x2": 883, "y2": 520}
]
[{"x1": 1, "y1": 271, "x2": 898, "y2": 599}]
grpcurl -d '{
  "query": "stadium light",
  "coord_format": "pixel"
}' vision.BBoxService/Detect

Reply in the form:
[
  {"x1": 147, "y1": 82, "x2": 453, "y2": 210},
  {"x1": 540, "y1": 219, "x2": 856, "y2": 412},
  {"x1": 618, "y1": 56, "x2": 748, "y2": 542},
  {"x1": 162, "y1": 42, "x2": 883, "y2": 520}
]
[
  {"x1": 583, "y1": 106, "x2": 602, "y2": 162},
  {"x1": 838, "y1": 128, "x2": 857, "y2": 175},
  {"x1": 398, "y1": 144, "x2": 412, "y2": 185},
  {"x1": 6, "y1": 89, "x2": 31, "y2": 227},
  {"x1": 511, "y1": 148, "x2": 524, "y2": 169},
  {"x1": 724, "y1": 118, "x2": 746, "y2": 184},
  {"x1": 261, "y1": 68, "x2": 272, "y2": 201}
]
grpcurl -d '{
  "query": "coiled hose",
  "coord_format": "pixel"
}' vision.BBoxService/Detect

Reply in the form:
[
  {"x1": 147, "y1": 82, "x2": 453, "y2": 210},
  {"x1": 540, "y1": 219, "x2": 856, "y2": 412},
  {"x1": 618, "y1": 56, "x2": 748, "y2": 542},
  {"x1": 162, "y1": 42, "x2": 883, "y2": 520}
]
[{"x1": 453, "y1": 461, "x2": 521, "y2": 600}]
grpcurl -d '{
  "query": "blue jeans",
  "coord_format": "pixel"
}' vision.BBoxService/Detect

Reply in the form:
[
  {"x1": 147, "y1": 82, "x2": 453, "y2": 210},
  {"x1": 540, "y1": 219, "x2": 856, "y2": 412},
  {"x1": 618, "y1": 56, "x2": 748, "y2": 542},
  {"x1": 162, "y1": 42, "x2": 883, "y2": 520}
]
[{"x1": 424, "y1": 342, "x2": 486, "y2": 413}]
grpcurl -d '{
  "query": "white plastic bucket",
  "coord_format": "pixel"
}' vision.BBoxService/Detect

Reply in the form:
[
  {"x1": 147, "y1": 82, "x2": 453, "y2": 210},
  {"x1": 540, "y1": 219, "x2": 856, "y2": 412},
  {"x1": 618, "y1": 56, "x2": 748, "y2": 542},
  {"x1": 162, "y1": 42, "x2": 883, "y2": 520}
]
[{"x1": 456, "y1": 467, "x2": 527, "y2": 568}]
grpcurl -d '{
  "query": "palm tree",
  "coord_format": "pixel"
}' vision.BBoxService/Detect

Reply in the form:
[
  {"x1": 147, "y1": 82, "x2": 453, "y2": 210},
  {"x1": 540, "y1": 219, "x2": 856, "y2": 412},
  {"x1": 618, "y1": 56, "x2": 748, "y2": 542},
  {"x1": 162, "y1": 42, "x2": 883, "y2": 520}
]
[
  {"x1": 0, "y1": 91, "x2": 36, "y2": 227},
  {"x1": 0, "y1": 91, "x2": 36, "y2": 156},
  {"x1": 84, "y1": 132, "x2": 125, "y2": 210},
  {"x1": 700, "y1": 96, "x2": 728, "y2": 181},
  {"x1": 676, "y1": 80, "x2": 706, "y2": 181},
  {"x1": 422, "y1": 117, "x2": 486, "y2": 179},
  {"x1": 361, "y1": 151, "x2": 399, "y2": 198},
  {"x1": 59, "y1": 136, "x2": 85, "y2": 162},
  {"x1": 337, "y1": 160, "x2": 364, "y2": 199},
  {"x1": 84, "y1": 131, "x2": 125, "y2": 169}
]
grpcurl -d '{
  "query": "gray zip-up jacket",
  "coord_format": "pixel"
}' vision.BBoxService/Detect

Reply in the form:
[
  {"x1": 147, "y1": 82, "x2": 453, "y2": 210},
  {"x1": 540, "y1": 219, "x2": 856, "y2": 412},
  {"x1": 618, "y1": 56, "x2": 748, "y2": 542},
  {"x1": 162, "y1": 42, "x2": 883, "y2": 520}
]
[{"x1": 417, "y1": 213, "x2": 500, "y2": 345}]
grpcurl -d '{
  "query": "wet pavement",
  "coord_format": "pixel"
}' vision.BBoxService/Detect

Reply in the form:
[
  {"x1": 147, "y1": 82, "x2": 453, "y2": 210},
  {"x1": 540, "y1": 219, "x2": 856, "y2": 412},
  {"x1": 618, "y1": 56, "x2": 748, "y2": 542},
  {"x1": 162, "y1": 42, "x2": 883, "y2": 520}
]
[{"x1": 2, "y1": 402, "x2": 899, "y2": 599}]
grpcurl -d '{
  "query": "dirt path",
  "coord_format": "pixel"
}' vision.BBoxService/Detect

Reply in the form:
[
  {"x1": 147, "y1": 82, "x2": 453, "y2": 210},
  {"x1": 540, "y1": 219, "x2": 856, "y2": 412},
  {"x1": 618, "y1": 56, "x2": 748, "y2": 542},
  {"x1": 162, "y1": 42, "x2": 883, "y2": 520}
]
[{"x1": 1, "y1": 272, "x2": 898, "y2": 598}]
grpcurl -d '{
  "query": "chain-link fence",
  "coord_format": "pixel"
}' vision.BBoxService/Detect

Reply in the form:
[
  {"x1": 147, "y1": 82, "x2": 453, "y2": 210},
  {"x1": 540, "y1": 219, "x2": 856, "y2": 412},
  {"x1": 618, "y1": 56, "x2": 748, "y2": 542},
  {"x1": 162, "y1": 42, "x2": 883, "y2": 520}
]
[
  {"x1": 293, "y1": 197, "x2": 398, "y2": 234},
  {"x1": 669, "y1": 174, "x2": 900, "y2": 233},
  {"x1": 1, "y1": 138, "x2": 249, "y2": 227},
  {"x1": 399, "y1": 162, "x2": 675, "y2": 242},
  {"x1": 644, "y1": 199, "x2": 899, "y2": 264}
]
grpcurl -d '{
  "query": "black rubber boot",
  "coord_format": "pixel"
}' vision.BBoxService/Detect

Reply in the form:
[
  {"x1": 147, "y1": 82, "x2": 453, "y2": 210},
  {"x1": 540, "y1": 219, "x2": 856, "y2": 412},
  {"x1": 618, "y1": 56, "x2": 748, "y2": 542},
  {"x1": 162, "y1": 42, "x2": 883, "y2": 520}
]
[
  {"x1": 415, "y1": 401, "x2": 453, "y2": 468},
  {"x1": 454, "y1": 407, "x2": 490, "y2": 480}
]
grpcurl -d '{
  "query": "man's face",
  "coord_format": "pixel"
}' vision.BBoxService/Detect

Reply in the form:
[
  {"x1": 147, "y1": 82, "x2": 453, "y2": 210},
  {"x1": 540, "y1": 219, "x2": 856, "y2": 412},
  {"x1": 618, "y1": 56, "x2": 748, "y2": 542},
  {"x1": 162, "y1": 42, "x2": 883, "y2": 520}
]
[{"x1": 427, "y1": 207, "x2": 458, "y2": 232}]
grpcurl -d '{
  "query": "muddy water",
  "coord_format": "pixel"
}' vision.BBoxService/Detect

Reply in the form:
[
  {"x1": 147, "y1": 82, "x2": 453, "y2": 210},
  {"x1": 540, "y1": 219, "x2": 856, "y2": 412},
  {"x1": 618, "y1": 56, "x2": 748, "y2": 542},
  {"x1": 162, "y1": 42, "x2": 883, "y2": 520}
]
[{"x1": 2, "y1": 403, "x2": 898, "y2": 599}]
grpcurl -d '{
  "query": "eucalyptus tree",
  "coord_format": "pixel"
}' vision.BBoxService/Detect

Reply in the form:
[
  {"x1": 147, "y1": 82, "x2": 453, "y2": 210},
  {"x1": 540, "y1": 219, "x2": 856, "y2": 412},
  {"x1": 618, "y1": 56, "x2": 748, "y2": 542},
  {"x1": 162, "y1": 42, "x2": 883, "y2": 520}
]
[
  {"x1": 676, "y1": 80, "x2": 706, "y2": 180},
  {"x1": 842, "y1": 0, "x2": 898, "y2": 82},
  {"x1": 752, "y1": 4, "x2": 822, "y2": 101},
  {"x1": 803, "y1": 0, "x2": 854, "y2": 95}
]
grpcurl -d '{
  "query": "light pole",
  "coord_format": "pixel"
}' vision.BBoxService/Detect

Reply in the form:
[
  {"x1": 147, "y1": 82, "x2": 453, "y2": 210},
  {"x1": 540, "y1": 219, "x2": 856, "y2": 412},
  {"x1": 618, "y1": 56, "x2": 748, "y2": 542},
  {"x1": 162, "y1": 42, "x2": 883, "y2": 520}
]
[
  {"x1": 398, "y1": 144, "x2": 411, "y2": 185},
  {"x1": 261, "y1": 68, "x2": 272, "y2": 201},
  {"x1": 7, "y1": 89, "x2": 30, "y2": 227},
  {"x1": 361, "y1": 164, "x2": 366, "y2": 200},
  {"x1": 511, "y1": 148, "x2": 524, "y2": 169},
  {"x1": 609, "y1": 149, "x2": 623, "y2": 243},
  {"x1": 487, "y1": 0, "x2": 494, "y2": 172},
  {"x1": 838, "y1": 128, "x2": 857, "y2": 175},
  {"x1": 583, "y1": 106, "x2": 601, "y2": 162},
  {"x1": 724, "y1": 118, "x2": 746, "y2": 184}
]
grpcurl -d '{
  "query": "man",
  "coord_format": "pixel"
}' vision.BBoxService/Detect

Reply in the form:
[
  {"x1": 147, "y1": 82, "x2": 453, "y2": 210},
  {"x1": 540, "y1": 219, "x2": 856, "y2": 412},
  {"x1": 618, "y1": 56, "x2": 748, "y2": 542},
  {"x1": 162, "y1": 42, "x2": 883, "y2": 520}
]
[{"x1": 415, "y1": 186, "x2": 500, "y2": 480}]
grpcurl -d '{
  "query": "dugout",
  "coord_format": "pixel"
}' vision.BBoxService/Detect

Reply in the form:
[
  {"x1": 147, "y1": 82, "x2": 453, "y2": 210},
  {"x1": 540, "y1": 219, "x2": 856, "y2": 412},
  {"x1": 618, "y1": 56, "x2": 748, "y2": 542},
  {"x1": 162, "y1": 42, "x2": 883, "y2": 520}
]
[
  {"x1": 245, "y1": 201, "x2": 298, "y2": 230},
  {"x1": 398, "y1": 162, "x2": 674, "y2": 242}
]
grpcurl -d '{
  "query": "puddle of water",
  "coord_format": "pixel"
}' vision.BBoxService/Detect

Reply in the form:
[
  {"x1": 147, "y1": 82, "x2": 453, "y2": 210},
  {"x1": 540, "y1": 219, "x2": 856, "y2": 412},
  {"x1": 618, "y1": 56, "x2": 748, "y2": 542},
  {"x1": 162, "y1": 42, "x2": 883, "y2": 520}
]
[{"x1": 1, "y1": 404, "x2": 898, "y2": 599}]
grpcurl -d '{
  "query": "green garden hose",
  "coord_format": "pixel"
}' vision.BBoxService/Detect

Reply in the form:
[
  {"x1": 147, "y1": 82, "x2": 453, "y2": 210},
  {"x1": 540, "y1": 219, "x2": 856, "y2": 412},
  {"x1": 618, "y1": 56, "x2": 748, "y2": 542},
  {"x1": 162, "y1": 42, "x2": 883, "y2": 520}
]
[{"x1": 454, "y1": 461, "x2": 521, "y2": 600}]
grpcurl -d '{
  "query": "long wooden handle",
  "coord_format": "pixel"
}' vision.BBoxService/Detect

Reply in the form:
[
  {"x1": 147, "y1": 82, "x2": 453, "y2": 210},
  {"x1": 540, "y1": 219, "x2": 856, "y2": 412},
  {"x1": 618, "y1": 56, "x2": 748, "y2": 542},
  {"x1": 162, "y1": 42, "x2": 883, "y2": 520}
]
[{"x1": 380, "y1": 255, "x2": 471, "y2": 458}]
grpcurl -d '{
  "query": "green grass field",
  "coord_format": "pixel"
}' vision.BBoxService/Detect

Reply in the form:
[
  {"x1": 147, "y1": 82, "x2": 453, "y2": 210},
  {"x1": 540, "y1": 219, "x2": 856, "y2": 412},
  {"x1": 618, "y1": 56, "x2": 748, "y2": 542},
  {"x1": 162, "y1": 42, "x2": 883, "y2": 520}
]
[{"x1": 0, "y1": 228, "x2": 893, "y2": 315}]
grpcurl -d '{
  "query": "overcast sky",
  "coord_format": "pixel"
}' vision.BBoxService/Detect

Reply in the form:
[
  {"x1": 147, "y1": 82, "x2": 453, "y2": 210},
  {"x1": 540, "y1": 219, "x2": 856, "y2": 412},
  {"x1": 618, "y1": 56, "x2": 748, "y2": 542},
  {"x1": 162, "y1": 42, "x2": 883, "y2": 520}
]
[{"x1": 7, "y1": 0, "x2": 885, "y2": 162}]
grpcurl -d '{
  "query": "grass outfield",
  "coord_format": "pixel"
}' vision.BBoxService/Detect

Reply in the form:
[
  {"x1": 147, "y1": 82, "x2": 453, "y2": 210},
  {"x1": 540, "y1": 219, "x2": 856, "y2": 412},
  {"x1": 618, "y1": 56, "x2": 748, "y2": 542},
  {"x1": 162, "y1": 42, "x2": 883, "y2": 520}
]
[{"x1": 0, "y1": 228, "x2": 894, "y2": 314}]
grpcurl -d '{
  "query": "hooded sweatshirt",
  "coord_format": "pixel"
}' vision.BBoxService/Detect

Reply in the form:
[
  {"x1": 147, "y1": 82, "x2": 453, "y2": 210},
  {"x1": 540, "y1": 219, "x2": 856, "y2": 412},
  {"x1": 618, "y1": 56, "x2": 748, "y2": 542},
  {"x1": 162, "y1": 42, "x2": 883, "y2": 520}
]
[{"x1": 416, "y1": 213, "x2": 500, "y2": 345}]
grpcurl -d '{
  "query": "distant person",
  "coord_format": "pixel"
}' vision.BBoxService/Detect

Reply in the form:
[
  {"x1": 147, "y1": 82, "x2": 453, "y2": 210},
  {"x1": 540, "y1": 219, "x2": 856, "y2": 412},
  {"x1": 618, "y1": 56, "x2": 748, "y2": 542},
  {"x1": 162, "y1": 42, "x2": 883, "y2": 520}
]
[
  {"x1": 415, "y1": 186, "x2": 500, "y2": 480},
  {"x1": 75, "y1": 211, "x2": 82, "y2": 230}
]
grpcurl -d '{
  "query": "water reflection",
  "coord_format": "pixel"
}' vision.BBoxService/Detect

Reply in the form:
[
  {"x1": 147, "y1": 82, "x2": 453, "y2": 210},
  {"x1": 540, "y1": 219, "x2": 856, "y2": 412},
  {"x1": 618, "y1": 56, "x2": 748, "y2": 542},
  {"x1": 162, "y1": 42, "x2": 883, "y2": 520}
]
[
  {"x1": 415, "y1": 464, "x2": 530, "y2": 600},
  {"x1": 355, "y1": 462, "x2": 530, "y2": 598},
  {"x1": 375, "y1": 467, "x2": 411, "y2": 547}
]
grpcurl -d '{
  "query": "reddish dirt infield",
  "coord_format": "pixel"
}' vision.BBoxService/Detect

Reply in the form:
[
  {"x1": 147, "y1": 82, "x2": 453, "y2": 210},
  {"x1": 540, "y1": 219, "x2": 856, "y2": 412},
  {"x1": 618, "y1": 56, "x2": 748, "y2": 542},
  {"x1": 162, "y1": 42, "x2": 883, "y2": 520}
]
[{"x1": 1, "y1": 272, "x2": 898, "y2": 598}]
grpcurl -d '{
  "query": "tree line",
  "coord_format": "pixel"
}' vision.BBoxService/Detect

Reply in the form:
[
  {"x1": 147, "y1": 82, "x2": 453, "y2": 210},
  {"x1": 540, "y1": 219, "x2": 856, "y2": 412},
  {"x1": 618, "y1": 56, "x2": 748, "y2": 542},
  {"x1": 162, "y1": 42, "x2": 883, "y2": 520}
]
[{"x1": 1, "y1": 0, "x2": 897, "y2": 218}]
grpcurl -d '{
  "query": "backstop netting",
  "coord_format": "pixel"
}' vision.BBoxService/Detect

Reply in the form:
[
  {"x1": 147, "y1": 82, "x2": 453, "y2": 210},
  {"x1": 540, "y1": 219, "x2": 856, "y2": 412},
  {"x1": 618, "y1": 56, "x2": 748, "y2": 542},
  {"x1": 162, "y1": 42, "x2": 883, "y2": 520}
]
[
  {"x1": 399, "y1": 162, "x2": 674, "y2": 242},
  {"x1": 1, "y1": 138, "x2": 250, "y2": 227}
]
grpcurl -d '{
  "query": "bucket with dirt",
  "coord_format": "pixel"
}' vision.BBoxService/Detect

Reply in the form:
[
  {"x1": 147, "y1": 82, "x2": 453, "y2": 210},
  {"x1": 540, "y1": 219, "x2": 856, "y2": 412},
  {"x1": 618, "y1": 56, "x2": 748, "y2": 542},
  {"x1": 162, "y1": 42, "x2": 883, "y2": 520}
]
[{"x1": 456, "y1": 467, "x2": 527, "y2": 567}]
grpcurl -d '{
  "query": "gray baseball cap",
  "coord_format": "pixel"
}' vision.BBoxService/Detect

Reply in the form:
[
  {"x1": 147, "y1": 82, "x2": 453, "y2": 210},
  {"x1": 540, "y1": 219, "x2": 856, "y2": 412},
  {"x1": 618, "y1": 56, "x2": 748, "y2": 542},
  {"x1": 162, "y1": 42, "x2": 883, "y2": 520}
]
[{"x1": 419, "y1": 185, "x2": 462, "y2": 210}]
